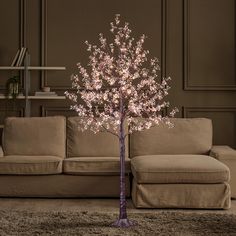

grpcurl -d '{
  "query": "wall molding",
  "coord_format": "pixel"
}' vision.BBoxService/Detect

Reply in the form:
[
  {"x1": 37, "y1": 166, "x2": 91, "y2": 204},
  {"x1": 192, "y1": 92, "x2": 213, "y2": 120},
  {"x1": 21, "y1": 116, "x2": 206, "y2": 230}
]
[
  {"x1": 183, "y1": 0, "x2": 236, "y2": 91},
  {"x1": 161, "y1": 0, "x2": 167, "y2": 79},
  {"x1": 41, "y1": 0, "x2": 69, "y2": 90},
  {"x1": 0, "y1": 107, "x2": 25, "y2": 126},
  {"x1": 19, "y1": 0, "x2": 26, "y2": 90},
  {"x1": 41, "y1": 0, "x2": 167, "y2": 91},
  {"x1": 183, "y1": 106, "x2": 236, "y2": 118},
  {"x1": 0, "y1": 0, "x2": 26, "y2": 90},
  {"x1": 40, "y1": 0, "x2": 76, "y2": 90},
  {"x1": 40, "y1": 0, "x2": 49, "y2": 90},
  {"x1": 20, "y1": 0, "x2": 26, "y2": 47},
  {"x1": 183, "y1": 106, "x2": 236, "y2": 147},
  {"x1": 41, "y1": 106, "x2": 74, "y2": 117}
]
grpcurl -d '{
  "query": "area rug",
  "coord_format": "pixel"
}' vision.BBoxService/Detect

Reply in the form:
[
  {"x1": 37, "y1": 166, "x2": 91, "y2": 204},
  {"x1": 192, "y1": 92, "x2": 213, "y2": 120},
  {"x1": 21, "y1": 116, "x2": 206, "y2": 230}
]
[{"x1": 0, "y1": 210, "x2": 236, "y2": 236}]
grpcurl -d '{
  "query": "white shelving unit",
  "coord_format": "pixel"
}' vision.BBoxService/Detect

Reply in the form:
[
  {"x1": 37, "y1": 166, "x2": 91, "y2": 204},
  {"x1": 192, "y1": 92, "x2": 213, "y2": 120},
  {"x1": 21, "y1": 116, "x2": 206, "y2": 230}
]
[
  {"x1": 0, "y1": 51, "x2": 66, "y2": 116},
  {"x1": 0, "y1": 66, "x2": 65, "y2": 70},
  {"x1": 0, "y1": 95, "x2": 66, "y2": 100}
]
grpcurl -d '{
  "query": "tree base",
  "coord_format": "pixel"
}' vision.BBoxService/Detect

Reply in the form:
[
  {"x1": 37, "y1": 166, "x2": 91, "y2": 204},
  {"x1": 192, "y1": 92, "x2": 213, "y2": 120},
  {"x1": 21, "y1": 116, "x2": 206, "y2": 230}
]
[{"x1": 111, "y1": 218, "x2": 136, "y2": 228}]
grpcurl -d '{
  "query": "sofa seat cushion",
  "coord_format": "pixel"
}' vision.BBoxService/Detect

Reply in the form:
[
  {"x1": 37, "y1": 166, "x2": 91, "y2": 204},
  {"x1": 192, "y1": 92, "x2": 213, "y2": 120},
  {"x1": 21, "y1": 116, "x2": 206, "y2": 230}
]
[
  {"x1": 0, "y1": 156, "x2": 62, "y2": 175},
  {"x1": 131, "y1": 155, "x2": 229, "y2": 184},
  {"x1": 63, "y1": 157, "x2": 131, "y2": 175}
]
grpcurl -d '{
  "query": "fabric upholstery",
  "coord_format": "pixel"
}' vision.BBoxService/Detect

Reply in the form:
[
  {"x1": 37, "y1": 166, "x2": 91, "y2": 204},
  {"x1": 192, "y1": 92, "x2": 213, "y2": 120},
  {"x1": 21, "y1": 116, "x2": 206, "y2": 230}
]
[
  {"x1": 0, "y1": 146, "x2": 3, "y2": 157},
  {"x1": 67, "y1": 117, "x2": 128, "y2": 157},
  {"x1": 63, "y1": 157, "x2": 131, "y2": 175},
  {"x1": 130, "y1": 118, "x2": 212, "y2": 157},
  {"x1": 131, "y1": 155, "x2": 229, "y2": 184},
  {"x1": 2, "y1": 116, "x2": 66, "y2": 158},
  {"x1": 210, "y1": 145, "x2": 236, "y2": 160},
  {"x1": 132, "y1": 179, "x2": 230, "y2": 209},
  {"x1": 0, "y1": 156, "x2": 62, "y2": 175},
  {"x1": 210, "y1": 145, "x2": 236, "y2": 198},
  {"x1": 0, "y1": 175, "x2": 130, "y2": 197}
]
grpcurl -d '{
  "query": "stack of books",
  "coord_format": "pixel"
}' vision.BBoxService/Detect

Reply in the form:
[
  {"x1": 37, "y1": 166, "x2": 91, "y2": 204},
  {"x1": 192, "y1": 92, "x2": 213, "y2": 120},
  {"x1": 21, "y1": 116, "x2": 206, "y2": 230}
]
[
  {"x1": 35, "y1": 91, "x2": 58, "y2": 96},
  {"x1": 11, "y1": 47, "x2": 27, "y2": 67}
]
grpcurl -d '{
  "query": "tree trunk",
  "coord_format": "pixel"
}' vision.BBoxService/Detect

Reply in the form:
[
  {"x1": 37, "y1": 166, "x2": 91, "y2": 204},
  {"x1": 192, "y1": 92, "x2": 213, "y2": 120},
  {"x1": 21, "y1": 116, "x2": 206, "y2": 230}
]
[
  {"x1": 111, "y1": 118, "x2": 136, "y2": 227},
  {"x1": 119, "y1": 121, "x2": 127, "y2": 219}
]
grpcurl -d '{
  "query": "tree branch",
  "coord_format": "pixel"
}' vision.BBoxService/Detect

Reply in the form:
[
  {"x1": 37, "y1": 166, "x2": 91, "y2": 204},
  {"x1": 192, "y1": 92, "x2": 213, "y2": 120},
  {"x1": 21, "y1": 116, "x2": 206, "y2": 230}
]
[{"x1": 101, "y1": 124, "x2": 119, "y2": 138}]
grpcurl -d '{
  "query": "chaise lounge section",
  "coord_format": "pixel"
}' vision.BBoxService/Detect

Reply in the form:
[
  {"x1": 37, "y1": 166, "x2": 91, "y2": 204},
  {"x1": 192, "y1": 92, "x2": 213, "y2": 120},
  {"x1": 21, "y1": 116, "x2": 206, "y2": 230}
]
[{"x1": 130, "y1": 118, "x2": 231, "y2": 209}]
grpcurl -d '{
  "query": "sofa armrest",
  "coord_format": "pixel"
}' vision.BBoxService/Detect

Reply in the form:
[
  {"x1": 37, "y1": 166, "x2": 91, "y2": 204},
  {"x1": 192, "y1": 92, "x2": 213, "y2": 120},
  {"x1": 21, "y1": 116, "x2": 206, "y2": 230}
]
[
  {"x1": 0, "y1": 146, "x2": 3, "y2": 157},
  {"x1": 210, "y1": 145, "x2": 236, "y2": 199},
  {"x1": 210, "y1": 145, "x2": 236, "y2": 160}
]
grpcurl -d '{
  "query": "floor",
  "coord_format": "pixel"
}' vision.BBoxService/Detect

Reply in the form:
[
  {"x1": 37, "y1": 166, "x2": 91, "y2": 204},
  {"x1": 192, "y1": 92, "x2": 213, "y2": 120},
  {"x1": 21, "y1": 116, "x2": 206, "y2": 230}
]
[{"x1": 0, "y1": 198, "x2": 235, "y2": 214}]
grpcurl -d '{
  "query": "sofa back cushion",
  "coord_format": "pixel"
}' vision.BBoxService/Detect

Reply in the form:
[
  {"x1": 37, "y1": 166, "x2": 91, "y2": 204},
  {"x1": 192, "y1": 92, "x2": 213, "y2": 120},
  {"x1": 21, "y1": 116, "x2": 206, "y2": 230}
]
[
  {"x1": 67, "y1": 117, "x2": 128, "y2": 157},
  {"x1": 3, "y1": 116, "x2": 66, "y2": 158},
  {"x1": 130, "y1": 118, "x2": 212, "y2": 157}
]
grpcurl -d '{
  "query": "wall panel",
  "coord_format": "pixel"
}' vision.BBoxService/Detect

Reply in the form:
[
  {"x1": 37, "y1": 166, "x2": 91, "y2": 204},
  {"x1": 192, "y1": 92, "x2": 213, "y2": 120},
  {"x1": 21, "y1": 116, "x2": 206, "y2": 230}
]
[
  {"x1": 41, "y1": 0, "x2": 163, "y2": 90},
  {"x1": 0, "y1": 0, "x2": 235, "y2": 148},
  {"x1": 184, "y1": 107, "x2": 236, "y2": 148},
  {"x1": 184, "y1": 0, "x2": 236, "y2": 90},
  {"x1": 0, "y1": 0, "x2": 24, "y2": 90},
  {"x1": 0, "y1": 107, "x2": 24, "y2": 125},
  {"x1": 41, "y1": 106, "x2": 75, "y2": 117}
]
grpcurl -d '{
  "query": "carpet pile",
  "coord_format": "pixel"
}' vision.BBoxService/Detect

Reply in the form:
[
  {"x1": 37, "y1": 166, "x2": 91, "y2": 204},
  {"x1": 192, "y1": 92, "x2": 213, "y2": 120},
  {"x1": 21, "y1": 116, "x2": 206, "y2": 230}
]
[{"x1": 0, "y1": 210, "x2": 236, "y2": 235}]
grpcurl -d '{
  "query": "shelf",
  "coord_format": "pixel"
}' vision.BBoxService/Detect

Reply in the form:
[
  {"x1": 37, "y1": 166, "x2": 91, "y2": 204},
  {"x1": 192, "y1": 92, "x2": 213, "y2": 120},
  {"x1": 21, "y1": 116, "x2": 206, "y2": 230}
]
[
  {"x1": 0, "y1": 95, "x2": 66, "y2": 100},
  {"x1": 0, "y1": 66, "x2": 66, "y2": 70},
  {"x1": 0, "y1": 66, "x2": 24, "y2": 70},
  {"x1": 30, "y1": 66, "x2": 66, "y2": 70},
  {"x1": 28, "y1": 95, "x2": 66, "y2": 100},
  {"x1": 0, "y1": 51, "x2": 67, "y2": 117}
]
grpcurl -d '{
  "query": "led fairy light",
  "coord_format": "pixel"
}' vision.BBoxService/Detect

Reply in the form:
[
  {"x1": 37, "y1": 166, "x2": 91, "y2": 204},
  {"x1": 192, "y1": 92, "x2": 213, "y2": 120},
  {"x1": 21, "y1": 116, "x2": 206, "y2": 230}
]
[{"x1": 65, "y1": 14, "x2": 178, "y2": 227}]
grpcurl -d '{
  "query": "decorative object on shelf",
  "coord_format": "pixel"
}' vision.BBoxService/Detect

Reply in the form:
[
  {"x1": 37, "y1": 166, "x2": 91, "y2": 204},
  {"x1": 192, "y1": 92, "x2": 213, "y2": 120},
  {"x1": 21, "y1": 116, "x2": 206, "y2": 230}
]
[
  {"x1": 35, "y1": 91, "x2": 58, "y2": 96},
  {"x1": 5, "y1": 76, "x2": 22, "y2": 99},
  {"x1": 65, "y1": 14, "x2": 178, "y2": 227},
  {"x1": 42, "y1": 86, "x2": 50, "y2": 92}
]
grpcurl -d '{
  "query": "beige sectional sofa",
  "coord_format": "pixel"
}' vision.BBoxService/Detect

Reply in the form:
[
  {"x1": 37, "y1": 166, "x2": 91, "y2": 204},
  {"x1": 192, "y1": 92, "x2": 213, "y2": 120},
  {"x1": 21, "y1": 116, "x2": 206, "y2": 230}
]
[{"x1": 0, "y1": 116, "x2": 235, "y2": 209}]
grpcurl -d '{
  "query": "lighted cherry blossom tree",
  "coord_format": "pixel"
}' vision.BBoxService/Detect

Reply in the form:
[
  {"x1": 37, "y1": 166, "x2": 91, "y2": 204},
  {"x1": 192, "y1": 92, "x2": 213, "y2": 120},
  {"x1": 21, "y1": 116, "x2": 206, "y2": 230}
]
[{"x1": 65, "y1": 14, "x2": 178, "y2": 227}]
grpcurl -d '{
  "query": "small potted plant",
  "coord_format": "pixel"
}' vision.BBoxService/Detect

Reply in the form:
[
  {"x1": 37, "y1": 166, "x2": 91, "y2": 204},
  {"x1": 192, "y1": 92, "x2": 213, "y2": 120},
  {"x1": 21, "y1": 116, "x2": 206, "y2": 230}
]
[{"x1": 5, "y1": 76, "x2": 21, "y2": 99}]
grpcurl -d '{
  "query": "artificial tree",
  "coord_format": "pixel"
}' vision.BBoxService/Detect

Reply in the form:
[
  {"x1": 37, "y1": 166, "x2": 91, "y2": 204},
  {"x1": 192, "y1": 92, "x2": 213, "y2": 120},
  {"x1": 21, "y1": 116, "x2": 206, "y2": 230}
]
[{"x1": 65, "y1": 14, "x2": 178, "y2": 227}]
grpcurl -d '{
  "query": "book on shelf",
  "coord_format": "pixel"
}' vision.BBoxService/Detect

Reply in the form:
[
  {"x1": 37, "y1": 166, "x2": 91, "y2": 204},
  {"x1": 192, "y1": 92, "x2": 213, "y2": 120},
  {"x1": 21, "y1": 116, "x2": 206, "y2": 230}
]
[
  {"x1": 35, "y1": 91, "x2": 58, "y2": 96},
  {"x1": 16, "y1": 47, "x2": 27, "y2": 66},
  {"x1": 11, "y1": 47, "x2": 27, "y2": 67},
  {"x1": 10, "y1": 49, "x2": 20, "y2": 66}
]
